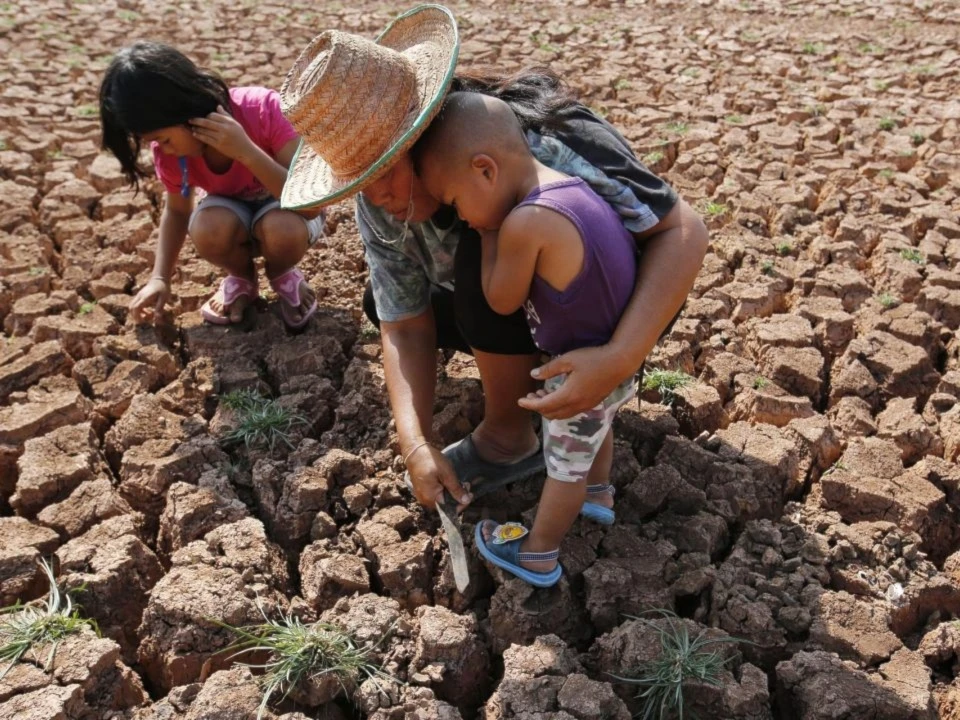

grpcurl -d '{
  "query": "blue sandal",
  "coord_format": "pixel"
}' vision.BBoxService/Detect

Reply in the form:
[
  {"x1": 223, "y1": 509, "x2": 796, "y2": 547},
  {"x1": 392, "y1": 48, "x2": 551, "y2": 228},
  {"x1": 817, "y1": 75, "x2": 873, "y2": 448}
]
[
  {"x1": 580, "y1": 484, "x2": 616, "y2": 525},
  {"x1": 474, "y1": 520, "x2": 562, "y2": 588}
]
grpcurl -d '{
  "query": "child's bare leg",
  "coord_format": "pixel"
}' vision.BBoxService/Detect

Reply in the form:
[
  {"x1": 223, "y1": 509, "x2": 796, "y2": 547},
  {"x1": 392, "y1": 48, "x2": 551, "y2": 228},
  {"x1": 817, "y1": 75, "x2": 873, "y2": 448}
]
[
  {"x1": 255, "y1": 210, "x2": 316, "y2": 323},
  {"x1": 192, "y1": 207, "x2": 256, "y2": 321},
  {"x1": 481, "y1": 475, "x2": 585, "y2": 573},
  {"x1": 584, "y1": 430, "x2": 615, "y2": 510}
]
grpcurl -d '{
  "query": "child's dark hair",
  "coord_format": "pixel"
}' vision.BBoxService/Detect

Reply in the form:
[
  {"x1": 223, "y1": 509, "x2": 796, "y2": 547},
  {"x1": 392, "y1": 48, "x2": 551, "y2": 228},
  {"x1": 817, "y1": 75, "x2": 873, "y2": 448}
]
[
  {"x1": 450, "y1": 67, "x2": 579, "y2": 134},
  {"x1": 99, "y1": 42, "x2": 231, "y2": 189}
]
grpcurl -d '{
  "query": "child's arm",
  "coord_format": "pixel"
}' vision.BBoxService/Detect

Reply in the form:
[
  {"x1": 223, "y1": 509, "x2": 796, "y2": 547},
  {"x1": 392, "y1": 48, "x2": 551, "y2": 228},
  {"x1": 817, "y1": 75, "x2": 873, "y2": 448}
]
[
  {"x1": 130, "y1": 191, "x2": 192, "y2": 323},
  {"x1": 480, "y1": 207, "x2": 544, "y2": 316},
  {"x1": 189, "y1": 106, "x2": 290, "y2": 200}
]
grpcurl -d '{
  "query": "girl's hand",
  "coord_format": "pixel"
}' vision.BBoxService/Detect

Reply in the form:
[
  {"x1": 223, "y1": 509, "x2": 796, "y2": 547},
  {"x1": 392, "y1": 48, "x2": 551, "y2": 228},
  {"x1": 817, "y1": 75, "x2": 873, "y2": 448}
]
[
  {"x1": 129, "y1": 277, "x2": 171, "y2": 324},
  {"x1": 189, "y1": 105, "x2": 254, "y2": 161}
]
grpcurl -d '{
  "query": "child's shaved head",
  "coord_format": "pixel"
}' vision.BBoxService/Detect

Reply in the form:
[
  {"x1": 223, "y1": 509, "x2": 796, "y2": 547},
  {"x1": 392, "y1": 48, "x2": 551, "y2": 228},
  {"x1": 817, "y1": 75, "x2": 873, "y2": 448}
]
[{"x1": 415, "y1": 91, "x2": 530, "y2": 169}]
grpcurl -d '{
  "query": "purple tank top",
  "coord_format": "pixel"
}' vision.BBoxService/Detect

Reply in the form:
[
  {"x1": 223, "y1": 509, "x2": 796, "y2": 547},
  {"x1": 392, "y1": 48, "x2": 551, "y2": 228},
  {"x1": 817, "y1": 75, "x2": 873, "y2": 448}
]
[{"x1": 516, "y1": 177, "x2": 637, "y2": 356}]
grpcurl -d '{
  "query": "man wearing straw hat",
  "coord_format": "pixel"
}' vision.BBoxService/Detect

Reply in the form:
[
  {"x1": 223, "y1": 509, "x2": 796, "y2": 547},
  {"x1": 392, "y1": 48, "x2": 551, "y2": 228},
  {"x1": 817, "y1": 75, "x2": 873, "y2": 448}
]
[{"x1": 280, "y1": 5, "x2": 708, "y2": 521}]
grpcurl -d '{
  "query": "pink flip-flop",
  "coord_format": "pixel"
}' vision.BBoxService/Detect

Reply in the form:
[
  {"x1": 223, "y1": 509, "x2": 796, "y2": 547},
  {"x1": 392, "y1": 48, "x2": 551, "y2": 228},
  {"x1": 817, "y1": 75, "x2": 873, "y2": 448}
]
[
  {"x1": 200, "y1": 275, "x2": 259, "y2": 325},
  {"x1": 270, "y1": 268, "x2": 317, "y2": 330}
]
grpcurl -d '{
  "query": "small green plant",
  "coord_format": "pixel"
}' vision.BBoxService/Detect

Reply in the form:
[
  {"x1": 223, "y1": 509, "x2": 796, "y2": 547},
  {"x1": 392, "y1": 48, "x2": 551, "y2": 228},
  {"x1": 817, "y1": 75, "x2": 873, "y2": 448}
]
[
  {"x1": 724, "y1": 114, "x2": 743, "y2": 124},
  {"x1": 801, "y1": 41, "x2": 824, "y2": 55},
  {"x1": 760, "y1": 259, "x2": 775, "y2": 276},
  {"x1": 703, "y1": 201, "x2": 728, "y2": 218},
  {"x1": 877, "y1": 292, "x2": 899, "y2": 308},
  {"x1": 46, "y1": 149, "x2": 63, "y2": 160},
  {"x1": 664, "y1": 121, "x2": 689, "y2": 135},
  {"x1": 878, "y1": 117, "x2": 897, "y2": 131},
  {"x1": 220, "y1": 603, "x2": 393, "y2": 720},
  {"x1": 643, "y1": 150, "x2": 665, "y2": 165},
  {"x1": 775, "y1": 241, "x2": 793, "y2": 256},
  {"x1": 878, "y1": 168, "x2": 895, "y2": 179},
  {"x1": 806, "y1": 103, "x2": 827, "y2": 117},
  {"x1": 753, "y1": 376, "x2": 768, "y2": 390},
  {"x1": 642, "y1": 369, "x2": 694, "y2": 406},
  {"x1": 910, "y1": 132, "x2": 925, "y2": 146},
  {"x1": 910, "y1": 64, "x2": 934, "y2": 76},
  {"x1": 117, "y1": 9, "x2": 140, "y2": 20},
  {"x1": 609, "y1": 611, "x2": 742, "y2": 720},
  {"x1": 530, "y1": 32, "x2": 559, "y2": 53},
  {"x1": 220, "y1": 389, "x2": 308, "y2": 450},
  {"x1": 873, "y1": 80, "x2": 889, "y2": 92},
  {"x1": 77, "y1": 302, "x2": 96, "y2": 315},
  {"x1": 614, "y1": 78, "x2": 632, "y2": 91},
  {"x1": 212, "y1": 52, "x2": 229, "y2": 63},
  {"x1": 823, "y1": 460, "x2": 847, "y2": 476},
  {"x1": 1, "y1": 559, "x2": 99, "y2": 680},
  {"x1": 899, "y1": 247, "x2": 923, "y2": 264},
  {"x1": 0, "y1": 139, "x2": 6, "y2": 151},
  {"x1": 76, "y1": 105, "x2": 98, "y2": 117},
  {"x1": 680, "y1": 67, "x2": 700, "y2": 78},
  {"x1": 28, "y1": 266, "x2": 46, "y2": 276},
  {"x1": 858, "y1": 42, "x2": 882, "y2": 54}
]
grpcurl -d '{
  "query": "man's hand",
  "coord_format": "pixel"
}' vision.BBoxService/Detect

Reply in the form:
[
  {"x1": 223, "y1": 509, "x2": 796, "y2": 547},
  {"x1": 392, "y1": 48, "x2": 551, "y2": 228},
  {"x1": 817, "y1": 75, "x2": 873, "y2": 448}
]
[
  {"x1": 519, "y1": 345, "x2": 632, "y2": 419},
  {"x1": 405, "y1": 444, "x2": 473, "y2": 511}
]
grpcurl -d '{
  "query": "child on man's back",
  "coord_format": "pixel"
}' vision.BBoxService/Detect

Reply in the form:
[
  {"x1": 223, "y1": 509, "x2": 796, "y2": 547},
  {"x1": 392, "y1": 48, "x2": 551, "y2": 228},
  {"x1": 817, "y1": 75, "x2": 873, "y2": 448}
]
[{"x1": 413, "y1": 92, "x2": 638, "y2": 587}]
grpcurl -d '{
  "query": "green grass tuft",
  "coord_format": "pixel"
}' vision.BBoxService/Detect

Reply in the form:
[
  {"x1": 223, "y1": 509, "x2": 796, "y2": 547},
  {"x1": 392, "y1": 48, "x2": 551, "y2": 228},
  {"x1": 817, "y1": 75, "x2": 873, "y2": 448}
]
[
  {"x1": 877, "y1": 292, "x2": 900, "y2": 308},
  {"x1": 775, "y1": 241, "x2": 793, "y2": 256},
  {"x1": 220, "y1": 389, "x2": 308, "y2": 451},
  {"x1": 878, "y1": 116, "x2": 897, "y2": 131},
  {"x1": 760, "y1": 260, "x2": 775, "y2": 276},
  {"x1": 220, "y1": 603, "x2": 393, "y2": 720},
  {"x1": 899, "y1": 248, "x2": 923, "y2": 264},
  {"x1": 642, "y1": 369, "x2": 694, "y2": 406},
  {"x1": 1, "y1": 559, "x2": 99, "y2": 680},
  {"x1": 609, "y1": 610, "x2": 741, "y2": 720},
  {"x1": 703, "y1": 201, "x2": 728, "y2": 218}
]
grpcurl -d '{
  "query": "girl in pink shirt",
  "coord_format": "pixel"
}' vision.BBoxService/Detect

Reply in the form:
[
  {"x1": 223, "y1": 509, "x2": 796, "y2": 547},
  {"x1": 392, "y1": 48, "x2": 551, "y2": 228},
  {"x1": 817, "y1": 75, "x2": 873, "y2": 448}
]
[{"x1": 99, "y1": 42, "x2": 324, "y2": 328}]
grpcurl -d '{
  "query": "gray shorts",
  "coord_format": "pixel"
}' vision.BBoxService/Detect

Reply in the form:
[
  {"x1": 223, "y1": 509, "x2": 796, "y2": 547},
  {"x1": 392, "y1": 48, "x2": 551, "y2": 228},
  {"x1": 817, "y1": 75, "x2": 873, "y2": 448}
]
[
  {"x1": 188, "y1": 194, "x2": 324, "y2": 251},
  {"x1": 542, "y1": 374, "x2": 638, "y2": 483}
]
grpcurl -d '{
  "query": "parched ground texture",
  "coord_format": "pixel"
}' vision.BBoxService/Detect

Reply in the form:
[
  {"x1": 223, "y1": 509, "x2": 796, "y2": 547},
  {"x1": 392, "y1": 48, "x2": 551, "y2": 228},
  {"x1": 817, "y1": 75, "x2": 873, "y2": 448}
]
[{"x1": 0, "y1": 0, "x2": 959, "y2": 718}]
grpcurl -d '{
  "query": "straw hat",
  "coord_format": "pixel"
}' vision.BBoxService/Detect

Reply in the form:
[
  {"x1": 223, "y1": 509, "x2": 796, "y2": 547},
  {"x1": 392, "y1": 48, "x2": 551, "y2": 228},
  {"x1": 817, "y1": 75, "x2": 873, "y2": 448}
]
[{"x1": 280, "y1": 5, "x2": 459, "y2": 209}]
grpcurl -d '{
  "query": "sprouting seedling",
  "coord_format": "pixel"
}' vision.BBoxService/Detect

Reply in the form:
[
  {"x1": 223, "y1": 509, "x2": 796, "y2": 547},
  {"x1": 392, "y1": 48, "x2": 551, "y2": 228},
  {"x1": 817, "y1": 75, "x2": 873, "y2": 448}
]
[
  {"x1": 643, "y1": 150, "x2": 665, "y2": 165},
  {"x1": 642, "y1": 369, "x2": 694, "y2": 406},
  {"x1": 910, "y1": 132, "x2": 925, "y2": 146},
  {"x1": 724, "y1": 114, "x2": 743, "y2": 124},
  {"x1": 218, "y1": 601, "x2": 395, "y2": 720},
  {"x1": 77, "y1": 302, "x2": 96, "y2": 315},
  {"x1": 219, "y1": 389, "x2": 309, "y2": 451},
  {"x1": 753, "y1": 376, "x2": 768, "y2": 390},
  {"x1": 858, "y1": 42, "x2": 883, "y2": 54},
  {"x1": 775, "y1": 242, "x2": 793, "y2": 256},
  {"x1": 761, "y1": 260, "x2": 775, "y2": 276},
  {"x1": 614, "y1": 78, "x2": 632, "y2": 91},
  {"x1": 878, "y1": 168, "x2": 895, "y2": 179},
  {"x1": 877, "y1": 293, "x2": 899, "y2": 308},
  {"x1": 899, "y1": 248, "x2": 923, "y2": 264},
  {"x1": 878, "y1": 117, "x2": 897, "y2": 131},
  {"x1": 664, "y1": 121, "x2": 689, "y2": 135},
  {"x1": 823, "y1": 460, "x2": 847, "y2": 476},
  {"x1": 76, "y1": 105, "x2": 98, "y2": 117},
  {"x1": 703, "y1": 202, "x2": 728, "y2": 218},
  {"x1": 801, "y1": 41, "x2": 824, "y2": 55},
  {"x1": 608, "y1": 610, "x2": 743, "y2": 720},
  {"x1": 0, "y1": 559, "x2": 99, "y2": 680}
]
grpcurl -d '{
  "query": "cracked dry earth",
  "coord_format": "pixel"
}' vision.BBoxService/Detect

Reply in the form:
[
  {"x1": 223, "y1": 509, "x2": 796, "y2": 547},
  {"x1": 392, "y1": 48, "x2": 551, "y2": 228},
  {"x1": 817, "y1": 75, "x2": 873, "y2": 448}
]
[{"x1": 0, "y1": 0, "x2": 958, "y2": 718}]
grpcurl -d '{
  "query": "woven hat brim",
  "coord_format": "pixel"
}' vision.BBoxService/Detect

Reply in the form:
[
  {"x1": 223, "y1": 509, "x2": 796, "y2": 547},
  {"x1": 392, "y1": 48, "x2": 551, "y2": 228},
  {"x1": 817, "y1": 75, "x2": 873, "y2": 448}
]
[{"x1": 281, "y1": 5, "x2": 459, "y2": 210}]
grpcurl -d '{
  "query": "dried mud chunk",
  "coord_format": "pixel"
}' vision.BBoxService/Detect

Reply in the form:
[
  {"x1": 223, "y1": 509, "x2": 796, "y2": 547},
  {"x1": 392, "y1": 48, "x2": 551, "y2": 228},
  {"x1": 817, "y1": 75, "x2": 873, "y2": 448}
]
[
  {"x1": 0, "y1": 516, "x2": 59, "y2": 604},
  {"x1": 172, "y1": 518, "x2": 291, "y2": 596},
  {"x1": 264, "y1": 332, "x2": 347, "y2": 385},
  {"x1": 671, "y1": 381, "x2": 727, "y2": 436},
  {"x1": 182, "y1": 667, "x2": 279, "y2": 720},
  {"x1": 252, "y1": 459, "x2": 331, "y2": 551},
  {"x1": 137, "y1": 561, "x2": 281, "y2": 693},
  {"x1": 582, "y1": 533, "x2": 676, "y2": 632},
  {"x1": 157, "y1": 482, "x2": 248, "y2": 558},
  {"x1": 11, "y1": 422, "x2": 104, "y2": 517},
  {"x1": 29, "y1": 305, "x2": 120, "y2": 360},
  {"x1": 0, "y1": 339, "x2": 71, "y2": 401},
  {"x1": 808, "y1": 591, "x2": 903, "y2": 665},
  {"x1": 775, "y1": 650, "x2": 931, "y2": 720},
  {"x1": 876, "y1": 397, "x2": 944, "y2": 463},
  {"x1": 757, "y1": 346, "x2": 825, "y2": 403},
  {"x1": 713, "y1": 422, "x2": 806, "y2": 511},
  {"x1": 104, "y1": 393, "x2": 197, "y2": 470},
  {"x1": 487, "y1": 577, "x2": 590, "y2": 656},
  {"x1": 410, "y1": 606, "x2": 489, "y2": 712},
  {"x1": 37, "y1": 476, "x2": 136, "y2": 541},
  {"x1": 0, "y1": 377, "x2": 92, "y2": 448},
  {"x1": 300, "y1": 541, "x2": 371, "y2": 612},
  {"x1": 0, "y1": 684, "x2": 86, "y2": 720},
  {"x1": 56, "y1": 515, "x2": 162, "y2": 661}
]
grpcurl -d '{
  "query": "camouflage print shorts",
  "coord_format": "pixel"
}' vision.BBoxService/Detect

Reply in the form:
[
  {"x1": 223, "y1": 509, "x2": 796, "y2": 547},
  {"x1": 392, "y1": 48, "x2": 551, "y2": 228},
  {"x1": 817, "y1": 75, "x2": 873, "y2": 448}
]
[{"x1": 541, "y1": 374, "x2": 638, "y2": 483}]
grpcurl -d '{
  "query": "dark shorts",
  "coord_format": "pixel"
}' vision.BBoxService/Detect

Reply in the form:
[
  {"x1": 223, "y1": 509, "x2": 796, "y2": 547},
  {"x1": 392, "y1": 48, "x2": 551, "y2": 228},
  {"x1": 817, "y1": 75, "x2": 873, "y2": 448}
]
[{"x1": 362, "y1": 233, "x2": 537, "y2": 356}]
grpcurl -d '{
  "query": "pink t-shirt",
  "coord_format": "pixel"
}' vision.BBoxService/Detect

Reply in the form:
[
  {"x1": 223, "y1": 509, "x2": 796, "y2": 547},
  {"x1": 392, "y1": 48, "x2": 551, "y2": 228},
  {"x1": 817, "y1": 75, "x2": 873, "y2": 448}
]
[{"x1": 151, "y1": 86, "x2": 298, "y2": 200}]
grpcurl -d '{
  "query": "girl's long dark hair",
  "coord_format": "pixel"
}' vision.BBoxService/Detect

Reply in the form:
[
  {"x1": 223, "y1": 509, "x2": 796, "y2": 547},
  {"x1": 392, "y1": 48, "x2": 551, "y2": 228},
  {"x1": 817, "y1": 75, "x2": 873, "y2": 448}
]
[
  {"x1": 99, "y1": 42, "x2": 231, "y2": 189},
  {"x1": 451, "y1": 66, "x2": 579, "y2": 134}
]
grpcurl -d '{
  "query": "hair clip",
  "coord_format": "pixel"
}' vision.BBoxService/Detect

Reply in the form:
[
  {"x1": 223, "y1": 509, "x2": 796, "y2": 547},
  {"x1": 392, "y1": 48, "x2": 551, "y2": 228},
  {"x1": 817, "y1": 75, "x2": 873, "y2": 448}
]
[{"x1": 178, "y1": 156, "x2": 190, "y2": 198}]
